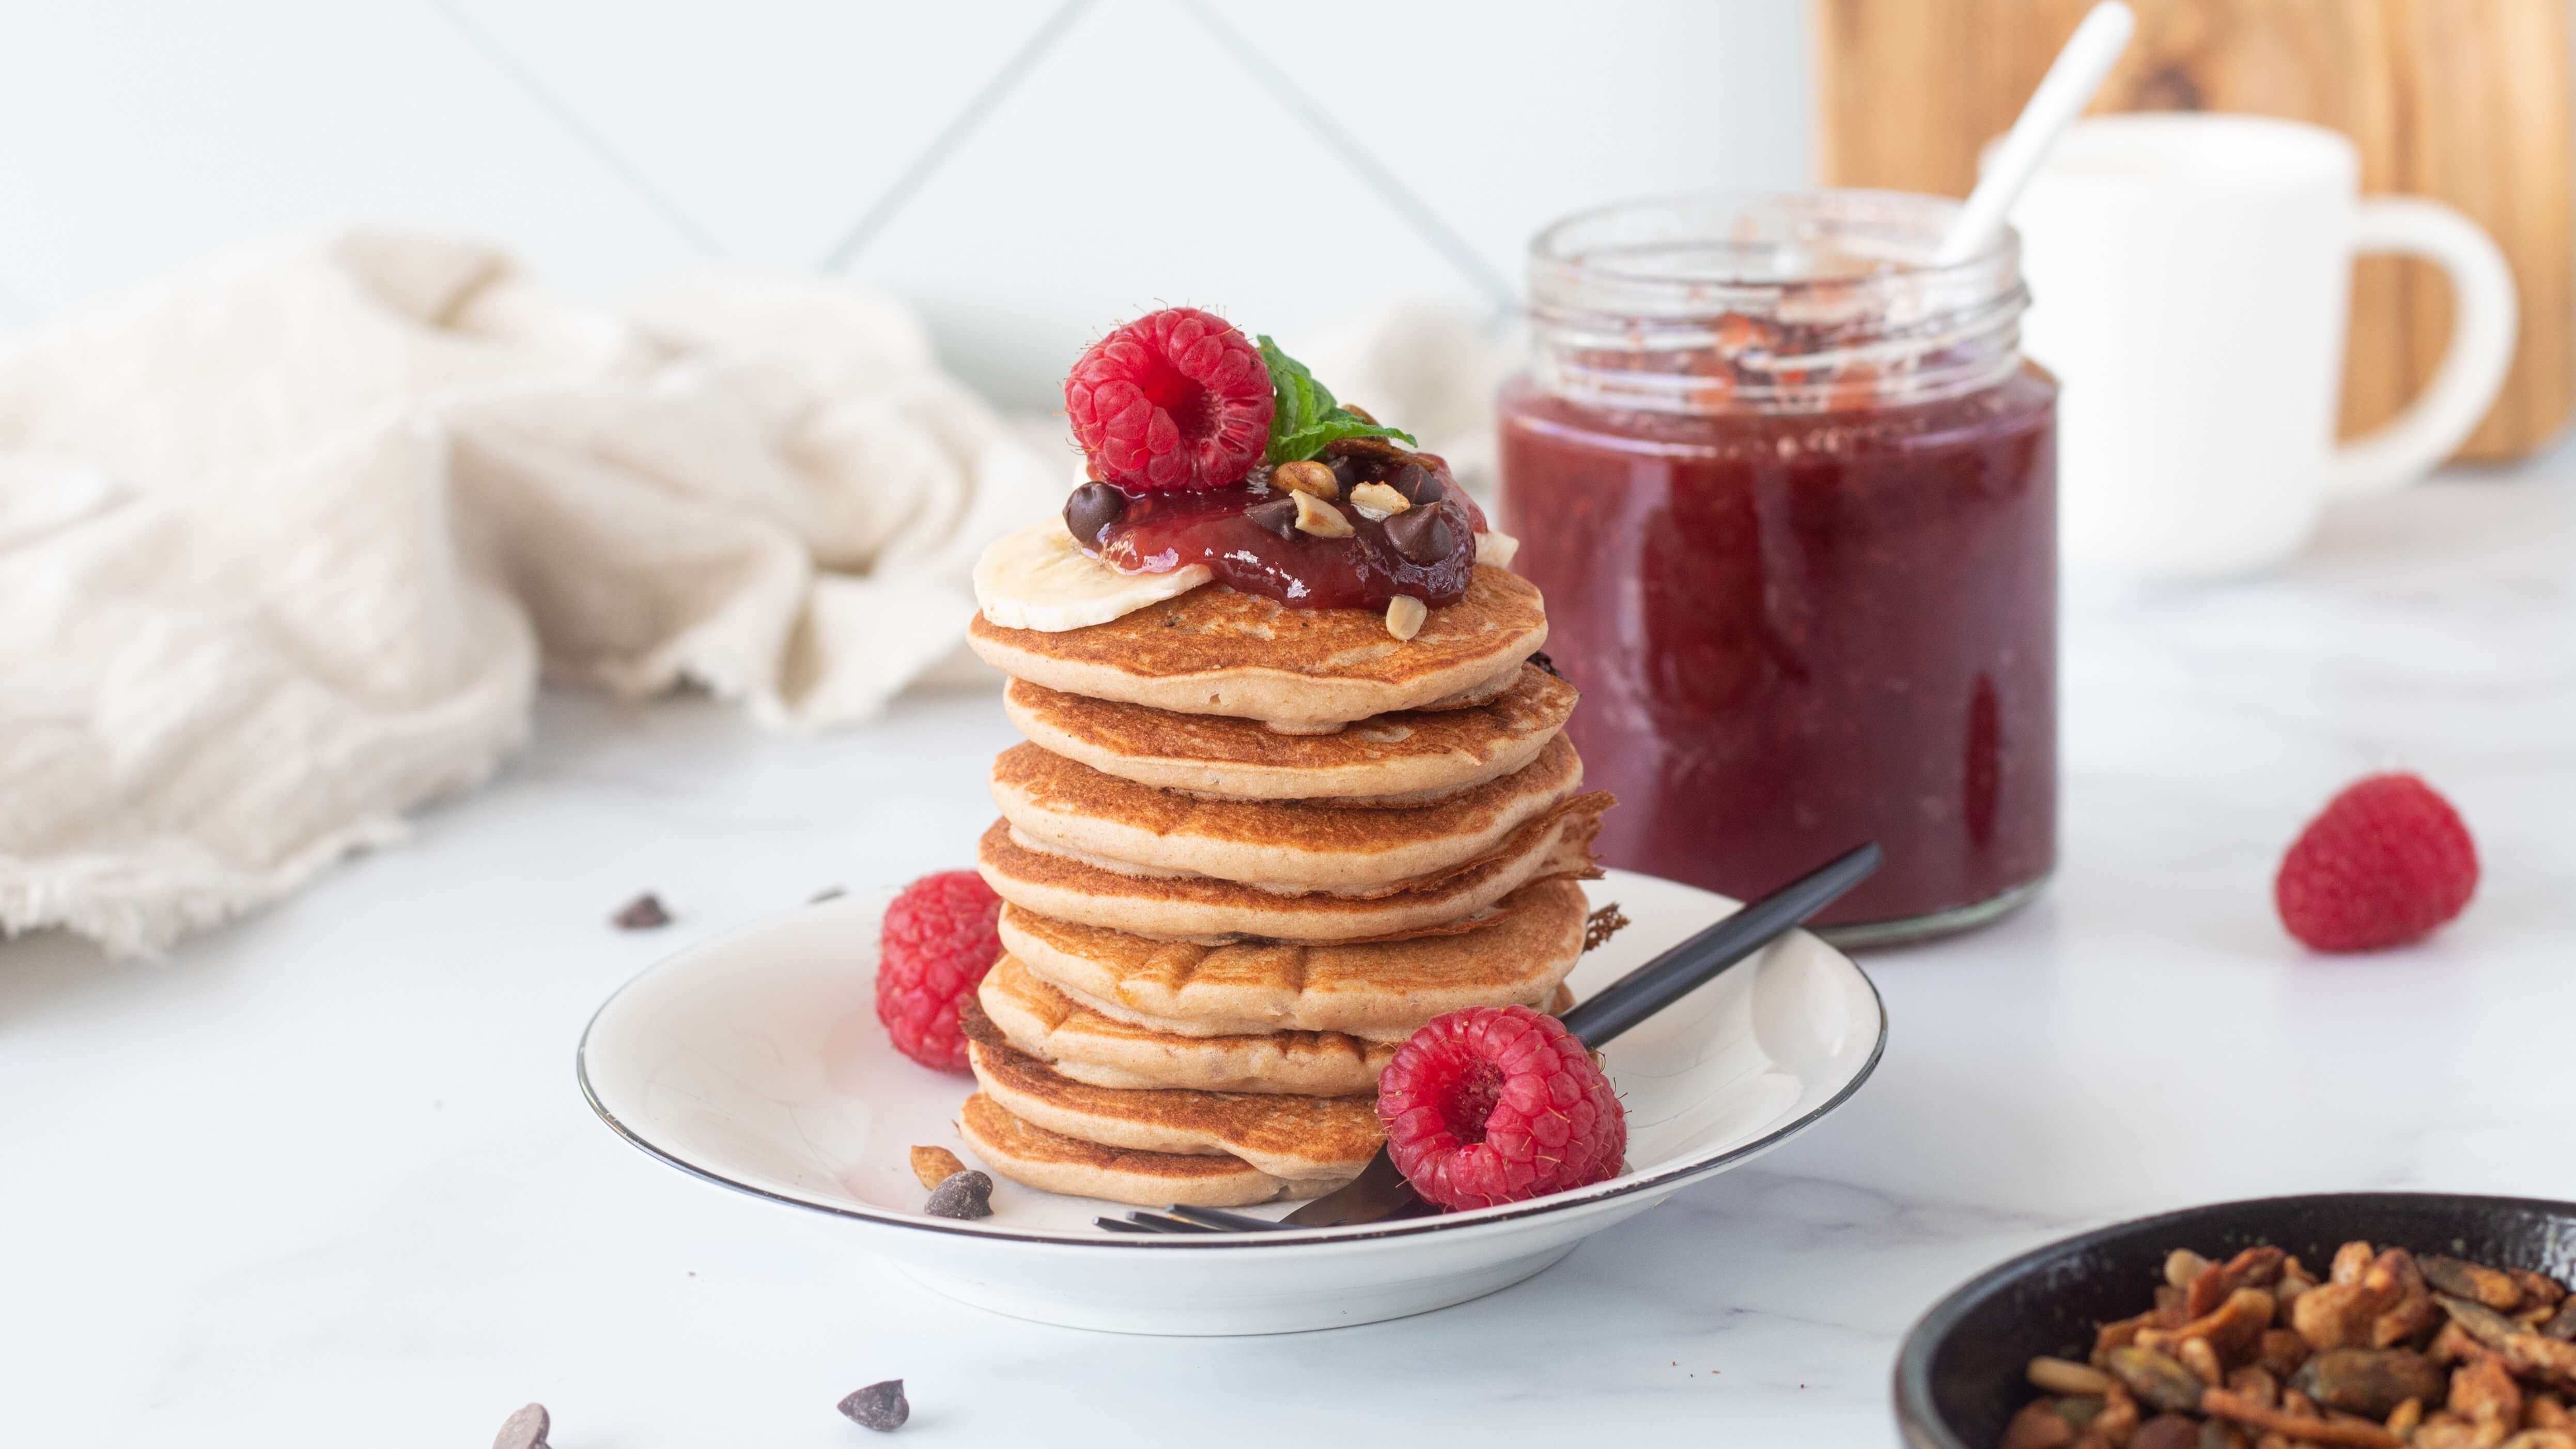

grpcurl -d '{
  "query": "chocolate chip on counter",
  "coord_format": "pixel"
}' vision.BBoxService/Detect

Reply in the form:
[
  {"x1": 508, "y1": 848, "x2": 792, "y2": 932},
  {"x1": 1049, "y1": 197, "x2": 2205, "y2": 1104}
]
[
  {"x1": 1381, "y1": 506, "x2": 1454, "y2": 564},
  {"x1": 839, "y1": 1380, "x2": 910, "y2": 1432},
  {"x1": 1063, "y1": 481, "x2": 1126, "y2": 547},
  {"x1": 923, "y1": 1170, "x2": 994, "y2": 1220},
  {"x1": 1243, "y1": 496, "x2": 1299, "y2": 539},
  {"x1": 1390, "y1": 460, "x2": 1445, "y2": 505},
  {"x1": 612, "y1": 893, "x2": 670, "y2": 930},
  {"x1": 492, "y1": 1402, "x2": 551, "y2": 1449}
]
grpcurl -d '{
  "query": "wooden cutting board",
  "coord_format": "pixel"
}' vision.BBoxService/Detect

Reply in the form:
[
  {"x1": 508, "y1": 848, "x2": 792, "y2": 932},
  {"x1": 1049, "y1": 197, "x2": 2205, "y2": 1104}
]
[{"x1": 1812, "y1": 0, "x2": 2573, "y2": 461}]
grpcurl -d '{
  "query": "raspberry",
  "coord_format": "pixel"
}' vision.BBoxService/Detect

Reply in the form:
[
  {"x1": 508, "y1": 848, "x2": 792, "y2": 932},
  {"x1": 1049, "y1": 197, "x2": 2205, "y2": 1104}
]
[
  {"x1": 1064, "y1": 308, "x2": 1273, "y2": 492},
  {"x1": 876, "y1": 870, "x2": 1004, "y2": 1071},
  {"x1": 1375, "y1": 1005, "x2": 1625, "y2": 1211},
  {"x1": 2275, "y1": 773, "x2": 2478, "y2": 952}
]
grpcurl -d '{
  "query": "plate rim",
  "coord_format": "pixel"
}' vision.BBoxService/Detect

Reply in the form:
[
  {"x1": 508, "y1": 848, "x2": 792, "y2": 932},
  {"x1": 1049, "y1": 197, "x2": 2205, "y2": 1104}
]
[{"x1": 575, "y1": 868, "x2": 1889, "y2": 1251}]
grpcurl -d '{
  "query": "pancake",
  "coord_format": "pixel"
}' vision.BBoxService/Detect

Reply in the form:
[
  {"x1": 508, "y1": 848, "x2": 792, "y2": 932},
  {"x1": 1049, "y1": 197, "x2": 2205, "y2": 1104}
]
[
  {"x1": 964, "y1": 566, "x2": 1547, "y2": 731},
  {"x1": 956, "y1": 1092, "x2": 1328, "y2": 1208},
  {"x1": 989, "y1": 734, "x2": 1583, "y2": 889},
  {"x1": 998, "y1": 877, "x2": 1593, "y2": 1038},
  {"x1": 976, "y1": 792, "x2": 1609, "y2": 942},
  {"x1": 961, "y1": 1002, "x2": 1381, "y2": 1182},
  {"x1": 1042, "y1": 973, "x2": 1576, "y2": 1046},
  {"x1": 1002, "y1": 664, "x2": 1577, "y2": 803},
  {"x1": 978, "y1": 955, "x2": 1396, "y2": 1095}
]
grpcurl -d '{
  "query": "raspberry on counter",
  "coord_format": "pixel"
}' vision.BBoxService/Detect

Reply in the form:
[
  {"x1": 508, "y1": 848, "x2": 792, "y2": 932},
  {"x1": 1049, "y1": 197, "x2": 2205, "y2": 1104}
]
[{"x1": 2275, "y1": 772, "x2": 2479, "y2": 952}]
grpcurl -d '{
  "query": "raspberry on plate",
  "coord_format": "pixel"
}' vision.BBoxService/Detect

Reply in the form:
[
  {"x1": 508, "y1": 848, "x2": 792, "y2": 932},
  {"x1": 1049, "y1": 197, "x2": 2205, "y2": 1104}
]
[
  {"x1": 1375, "y1": 1004, "x2": 1625, "y2": 1211},
  {"x1": 877, "y1": 870, "x2": 1004, "y2": 1072},
  {"x1": 1065, "y1": 308, "x2": 1273, "y2": 492},
  {"x1": 2275, "y1": 772, "x2": 2478, "y2": 952}
]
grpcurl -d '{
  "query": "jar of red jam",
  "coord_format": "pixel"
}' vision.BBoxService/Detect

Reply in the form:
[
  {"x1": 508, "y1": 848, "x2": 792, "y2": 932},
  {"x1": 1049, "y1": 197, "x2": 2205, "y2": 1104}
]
[{"x1": 1499, "y1": 193, "x2": 2057, "y2": 945}]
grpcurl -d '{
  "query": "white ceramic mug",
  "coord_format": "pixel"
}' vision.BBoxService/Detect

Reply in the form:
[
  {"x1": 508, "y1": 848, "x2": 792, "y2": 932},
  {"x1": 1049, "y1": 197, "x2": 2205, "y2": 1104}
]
[{"x1": 2006, "y1": 114, "x2": 2518, "y2": 578}]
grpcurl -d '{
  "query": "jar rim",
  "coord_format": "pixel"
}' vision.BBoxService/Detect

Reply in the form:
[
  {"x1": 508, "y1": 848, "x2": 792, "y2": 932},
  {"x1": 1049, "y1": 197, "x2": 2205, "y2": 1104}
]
[
  {"x1": 1529, "y1": 188, "x2": 2016, "y2": 298},
  {"x1": 1524, "y1": 190, "x2": 2027, "y2": 414}
]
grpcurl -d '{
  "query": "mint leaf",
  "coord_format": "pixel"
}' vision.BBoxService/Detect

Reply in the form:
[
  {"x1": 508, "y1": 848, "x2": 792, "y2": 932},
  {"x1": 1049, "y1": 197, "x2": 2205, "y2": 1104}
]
[{"x1": 1258, "y1": 334, "x2": 1415, "y2": 464}]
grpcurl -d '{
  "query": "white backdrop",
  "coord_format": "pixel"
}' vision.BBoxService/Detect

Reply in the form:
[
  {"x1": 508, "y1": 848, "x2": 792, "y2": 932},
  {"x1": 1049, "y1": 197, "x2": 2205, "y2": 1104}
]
[{"x1": 0, "y1": 0, "x2": 1813, "y2": 409}]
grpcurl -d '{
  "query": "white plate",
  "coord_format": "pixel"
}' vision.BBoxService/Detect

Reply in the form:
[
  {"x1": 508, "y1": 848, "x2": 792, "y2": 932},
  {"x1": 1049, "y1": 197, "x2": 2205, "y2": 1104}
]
[{"x1": 578, "y1": 868, "x2": 1886, "y2": 1335}]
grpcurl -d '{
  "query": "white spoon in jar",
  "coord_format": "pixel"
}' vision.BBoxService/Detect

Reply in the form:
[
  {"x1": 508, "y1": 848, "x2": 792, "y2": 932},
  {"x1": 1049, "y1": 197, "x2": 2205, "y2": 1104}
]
[{"x1": 1934, "y1": 1, "x2": 2137, "y2": 266}]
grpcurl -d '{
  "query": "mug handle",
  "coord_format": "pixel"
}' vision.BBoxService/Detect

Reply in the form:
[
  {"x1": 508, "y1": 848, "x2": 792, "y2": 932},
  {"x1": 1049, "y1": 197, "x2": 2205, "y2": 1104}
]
[{"x1": 2324, "y1": 198, "x2": 2519, "y2": 496}]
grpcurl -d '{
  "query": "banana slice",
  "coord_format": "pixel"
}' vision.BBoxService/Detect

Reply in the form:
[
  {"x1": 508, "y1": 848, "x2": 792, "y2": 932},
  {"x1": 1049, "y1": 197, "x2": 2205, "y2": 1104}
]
[{"x1": 973, "y1": 519, "x2": 1213, "y2": 633}]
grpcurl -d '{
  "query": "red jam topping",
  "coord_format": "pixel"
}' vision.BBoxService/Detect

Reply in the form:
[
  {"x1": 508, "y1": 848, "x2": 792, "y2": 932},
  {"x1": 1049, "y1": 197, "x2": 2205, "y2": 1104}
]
[{"x1": 1079, "y1": 450, "x2": 1486, "y2": 610}]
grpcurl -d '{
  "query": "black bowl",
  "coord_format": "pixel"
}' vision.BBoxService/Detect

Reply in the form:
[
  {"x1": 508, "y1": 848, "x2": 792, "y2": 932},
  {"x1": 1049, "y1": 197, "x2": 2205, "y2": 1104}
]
[{"x1": 1893, "y1": 1192, "x2": 2576, "y2": 1449}]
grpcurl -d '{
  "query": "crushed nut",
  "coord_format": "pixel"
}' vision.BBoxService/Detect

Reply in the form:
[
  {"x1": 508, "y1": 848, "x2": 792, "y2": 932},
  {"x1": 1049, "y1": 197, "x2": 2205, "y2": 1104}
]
[
  {"x1": 910, "y1": 1145, "x2": 965, "y2": 1190},
  {"x1": 2184, "y1": 1330, "x2": 2225, "y2": 1392},
  {"x1": 1348, "y1": 481, "x2": 1410, "y2": 517},
  {"x1": 2130, "y1": 1414, "x2": 2201, "y2": 1449},
  {"x1": 1292, "y1": 488, "x2": 1354, "y2": 539},
  {"x1": 2179, "y1": 1336, "x2": 2226, "y2": 1387},
  {"x1": 2111, "y1": 1346, "x2": 2209, "y2": 1413},
  {"x1": 2426, "y1": 1257, "x2": 2527, "y2": 1312},
  {"x1": 2291, "y1": 1349, "x2": 2446, "y2": 1419},
  {"x1": 2000, "y1": 1400, "x2": 2074, "y2": 1449},
  {"x1": 2029, "y1": 1358, "x2": 2117, "y2": 1396},
  {"x1": 1385, "y1": 594, "x2": 1426, "y2": 640},
  {"x1": 2095, "y1": 1383, "x2": 2143, "y2": 1443},
  {"x1": 1273, "y1": 459, "x2": 1339, "y2": 499},
  {"x1": 2228, "y1": 1365, "x2": 2282, "y2": 1409}
]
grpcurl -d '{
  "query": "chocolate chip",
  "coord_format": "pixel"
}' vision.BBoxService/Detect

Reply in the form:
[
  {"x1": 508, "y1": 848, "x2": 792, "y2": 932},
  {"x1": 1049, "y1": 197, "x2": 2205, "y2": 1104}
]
[
  {"x1": 612, "y1": 893, "x2": 670, "y2": 930},
  {"x1": 1243, "y1": 496, "x2": 1299, "y2": 539},
  {"x1": 838, "y1": 1380, "x2": 909, "y2": 1432},
  {"x1": 1527, "y1": 651, "x2": 1564, "y2": 680},
  {"x1": 1326, "y1": 455, "x2": 1358, "y2": 492},
  {"x1": 1390, "y1": 461, "x2": 1444, "y2": 505},
  {"x1": 492, "y1": 1403, "x2": 550, "y2": 1449},
  {"x1": 1380, "y1": 506, "x2": 1453, "y2": 564},
  {"x1": 1063, "y1": 482, "x2": 1126, "y2": 547},
  {"x1": 924, "y1": 1169, "x2": 994, "y2": 1220}
]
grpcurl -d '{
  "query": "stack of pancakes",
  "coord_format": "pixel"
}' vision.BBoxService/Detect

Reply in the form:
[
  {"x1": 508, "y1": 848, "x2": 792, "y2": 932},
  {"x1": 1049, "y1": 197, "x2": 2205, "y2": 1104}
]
[{"x1": 955, "y1": 565, "x2": 1613, "y2": 1207}]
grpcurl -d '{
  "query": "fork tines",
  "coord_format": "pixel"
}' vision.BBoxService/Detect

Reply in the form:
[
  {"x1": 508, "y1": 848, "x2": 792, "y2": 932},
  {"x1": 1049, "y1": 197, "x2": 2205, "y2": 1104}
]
[{"x1": 1102, "y1": 1205, "x2": 1289, "y2": 1234}]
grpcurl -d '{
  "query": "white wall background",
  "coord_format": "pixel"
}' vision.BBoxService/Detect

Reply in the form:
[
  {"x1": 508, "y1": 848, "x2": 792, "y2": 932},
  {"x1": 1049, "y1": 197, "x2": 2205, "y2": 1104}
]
[{"x1": 0, "y1": 0, "x2": 1814, "y2": 409}]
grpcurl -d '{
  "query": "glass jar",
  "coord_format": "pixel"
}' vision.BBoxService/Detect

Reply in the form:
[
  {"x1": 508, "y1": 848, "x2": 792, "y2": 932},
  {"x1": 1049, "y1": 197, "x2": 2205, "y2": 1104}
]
[{"x1": 1498, "y1": 192, "x2": 2057, "y2": 946}]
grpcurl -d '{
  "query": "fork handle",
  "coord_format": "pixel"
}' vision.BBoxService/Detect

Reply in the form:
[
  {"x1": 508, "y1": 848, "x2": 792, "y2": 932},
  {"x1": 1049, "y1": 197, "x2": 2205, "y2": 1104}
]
[{"x1": 1556, "y1": 843, "x2": 1881, "y2": 1049}]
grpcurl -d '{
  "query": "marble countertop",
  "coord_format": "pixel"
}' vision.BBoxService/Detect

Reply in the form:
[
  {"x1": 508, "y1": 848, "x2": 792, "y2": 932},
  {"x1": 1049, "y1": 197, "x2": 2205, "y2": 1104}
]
[{"x1": 7, "y1": 460, "x2": 2572, "y2": 1447}]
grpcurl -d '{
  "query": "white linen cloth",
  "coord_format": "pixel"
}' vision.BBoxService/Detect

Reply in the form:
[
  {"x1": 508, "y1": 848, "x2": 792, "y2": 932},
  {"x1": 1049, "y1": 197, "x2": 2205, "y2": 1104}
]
[{"x1": 0, "y1": 230, "x2": 1062, "y2": 956}]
